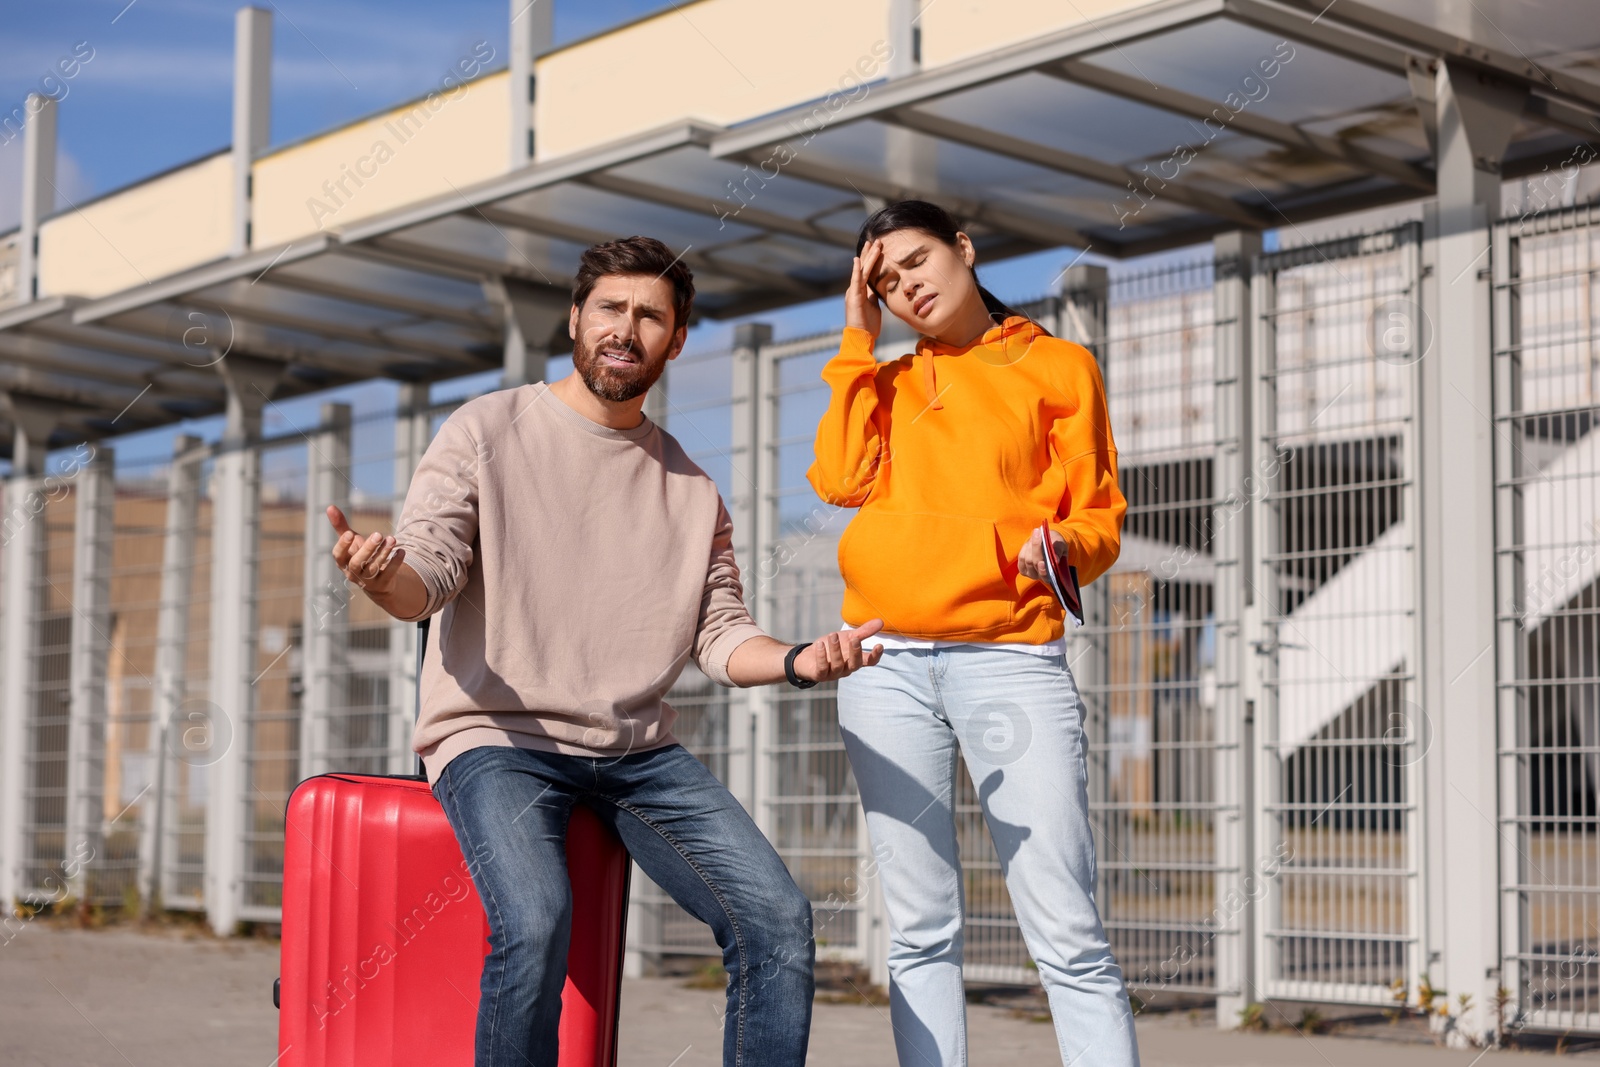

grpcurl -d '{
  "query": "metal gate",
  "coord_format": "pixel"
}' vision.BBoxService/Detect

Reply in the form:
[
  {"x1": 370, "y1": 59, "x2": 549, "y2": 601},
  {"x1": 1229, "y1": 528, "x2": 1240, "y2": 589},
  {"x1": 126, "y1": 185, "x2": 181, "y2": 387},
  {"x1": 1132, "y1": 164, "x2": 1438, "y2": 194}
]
[
  {"x1": 1082, "y1": 257, "x2": 1241, "y2": 1000},
  {"x1": 760, "y1": 330, "x2": 885, "y2": 968},
  {"x1": 1494, "y1": 204, "x2": 1600, "y2": 1031},
  {"x1": 1253, "y1": 224, "x2": 1424, "y2": 1004},
  {"x1": 630, "y1": 341, "x2": 746, "y2": 960},
  {"x1": 145, "y1": 446, "x2": 215, "y2": 912}
]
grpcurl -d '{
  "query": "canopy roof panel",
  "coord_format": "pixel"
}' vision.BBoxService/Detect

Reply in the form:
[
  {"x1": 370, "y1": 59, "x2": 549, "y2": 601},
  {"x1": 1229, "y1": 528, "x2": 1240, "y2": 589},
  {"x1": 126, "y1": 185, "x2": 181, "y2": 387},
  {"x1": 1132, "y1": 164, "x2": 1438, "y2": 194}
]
[{"x1": 2, "y1": 0, "x2": 1596, "y2": 452}]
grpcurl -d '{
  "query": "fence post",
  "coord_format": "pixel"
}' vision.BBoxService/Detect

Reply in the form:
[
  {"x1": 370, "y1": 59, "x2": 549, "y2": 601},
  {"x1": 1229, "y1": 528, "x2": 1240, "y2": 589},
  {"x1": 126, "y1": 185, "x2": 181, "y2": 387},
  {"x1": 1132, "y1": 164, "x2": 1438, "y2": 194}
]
[
  {"x1": 1058, "y1": 258, "x2": 1109, "y2": 683},
  {"x1": 1490, "y1": 214, "x2": 1526, "y2": 1025},
  {"x1": 65, "y1": 444, "x2": 115, "y2": 903},
  {"x1": 300, "y1": 403, "x2": 352, "y2": 781},
  {"x1": 140, "y1": 434, "x2": 203, "y2": 915},
  {"x1": 1247, "y1": 250, "x2": 1279, "y2": 1012},
  {"x1": 205, "y1": 356, "x2": 278, "y2": 936},
  {"x1": 727, "y1": 323, "x2": 772, "y2": 822},
  {"x1": 1059, "y1": 263, "x2": 1115, "y2": 894},
  {"x1": 389, "y1": 383, "x2": 430, "y2": 774},
  {"x1": 1418, "y1": 59, "x2": 1523, "y2": 1045},
  {"x1": 1212, "y1": 230, "x2": 1262, "y2": 1025},
  {"x1": 642, "y1": 374, "x2": 669, "y2": 427}
]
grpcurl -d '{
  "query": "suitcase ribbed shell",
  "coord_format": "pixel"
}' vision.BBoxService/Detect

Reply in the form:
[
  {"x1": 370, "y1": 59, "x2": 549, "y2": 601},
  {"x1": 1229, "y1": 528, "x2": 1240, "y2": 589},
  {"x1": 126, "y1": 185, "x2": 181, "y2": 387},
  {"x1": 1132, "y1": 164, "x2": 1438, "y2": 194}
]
[{"x1": 278, "y1": 773, "x2": 629, "y2": 1066}]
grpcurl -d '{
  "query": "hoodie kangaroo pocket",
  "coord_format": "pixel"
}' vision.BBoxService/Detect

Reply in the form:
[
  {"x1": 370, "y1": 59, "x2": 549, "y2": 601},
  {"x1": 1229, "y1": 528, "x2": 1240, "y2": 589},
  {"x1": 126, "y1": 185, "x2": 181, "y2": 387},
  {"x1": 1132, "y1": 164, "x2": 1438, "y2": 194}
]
[{"x1": 838, "y1": 509, "x2": 1015, "y2": 639}]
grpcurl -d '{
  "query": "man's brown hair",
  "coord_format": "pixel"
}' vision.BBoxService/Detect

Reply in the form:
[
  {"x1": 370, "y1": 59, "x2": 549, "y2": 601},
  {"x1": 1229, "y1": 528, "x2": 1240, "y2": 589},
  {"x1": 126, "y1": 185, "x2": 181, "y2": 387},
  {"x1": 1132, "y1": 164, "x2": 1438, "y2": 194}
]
[{"x1": 572, "y1": 236, "x2": 695, "y2": 332}]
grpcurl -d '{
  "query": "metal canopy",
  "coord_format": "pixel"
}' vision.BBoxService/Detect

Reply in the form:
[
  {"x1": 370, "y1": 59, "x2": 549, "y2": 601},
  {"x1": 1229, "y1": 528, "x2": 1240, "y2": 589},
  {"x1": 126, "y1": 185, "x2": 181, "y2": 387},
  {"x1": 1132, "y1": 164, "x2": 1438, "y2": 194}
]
[{"x1": 2, "y1": 0, "x2": 1596, "y2": 453}]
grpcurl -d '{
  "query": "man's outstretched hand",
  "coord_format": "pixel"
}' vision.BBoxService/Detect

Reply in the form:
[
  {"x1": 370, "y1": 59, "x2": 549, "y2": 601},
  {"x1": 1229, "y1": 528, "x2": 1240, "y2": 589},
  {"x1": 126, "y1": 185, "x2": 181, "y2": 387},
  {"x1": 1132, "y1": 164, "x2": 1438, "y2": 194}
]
[
  {"x1": 328, "y1": 505, "x2": 405, "y2": 593},
  {"x1": 792, "y1": 618, "x2": 886, "y2": 682}
]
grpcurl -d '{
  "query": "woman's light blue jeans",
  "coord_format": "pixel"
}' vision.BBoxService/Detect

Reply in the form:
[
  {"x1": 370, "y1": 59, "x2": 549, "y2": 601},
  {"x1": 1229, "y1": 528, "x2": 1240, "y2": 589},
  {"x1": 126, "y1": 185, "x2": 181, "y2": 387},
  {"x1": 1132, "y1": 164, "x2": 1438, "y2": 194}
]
[{"x1": 836, "y1": 644, "x2": 1140, "y2": 1067}]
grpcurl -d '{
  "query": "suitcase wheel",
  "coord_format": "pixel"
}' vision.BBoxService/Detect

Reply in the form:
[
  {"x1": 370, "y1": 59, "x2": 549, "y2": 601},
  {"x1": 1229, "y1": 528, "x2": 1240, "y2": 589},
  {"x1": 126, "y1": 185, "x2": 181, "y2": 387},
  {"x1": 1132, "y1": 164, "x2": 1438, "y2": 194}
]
[{"x1": 273, "y1": 976, "x2": 280, "y2": 1009}]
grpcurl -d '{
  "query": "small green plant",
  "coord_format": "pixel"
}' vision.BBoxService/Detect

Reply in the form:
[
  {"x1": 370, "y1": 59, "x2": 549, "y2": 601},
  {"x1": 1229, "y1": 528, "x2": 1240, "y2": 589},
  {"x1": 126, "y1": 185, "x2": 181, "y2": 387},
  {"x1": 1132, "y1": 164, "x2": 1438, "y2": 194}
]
[
  {"x1": 1295, "y1": 1008, "x2": 1326, "y2": 1034},
  {"x1": 1456, "y1": 991, "x2": 1478, "y2": 1044},
  {"x1": 682, "y1": 962, "x2": 724, "y2": 990},
  {"x1": 1384, "y1": 977, "x2": 1408, "y2": 1023},
  {"x1": 1237, "y1": 1002, "x2": 1268, "y2": 1031},
  {"x1": 1493, "y1": 985, "x2": 1512, "y2": 1048},
  {"x1": 1418, "y1": 973, "x2": 1445, "y2": 1016}
]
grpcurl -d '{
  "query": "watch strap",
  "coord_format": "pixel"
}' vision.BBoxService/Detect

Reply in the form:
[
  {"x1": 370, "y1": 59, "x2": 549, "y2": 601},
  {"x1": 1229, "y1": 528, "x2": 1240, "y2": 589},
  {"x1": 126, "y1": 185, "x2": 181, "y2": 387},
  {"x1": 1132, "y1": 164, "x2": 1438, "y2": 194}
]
[{"x1": 784, "y1": 642, "x2": 817, "y2": 688}]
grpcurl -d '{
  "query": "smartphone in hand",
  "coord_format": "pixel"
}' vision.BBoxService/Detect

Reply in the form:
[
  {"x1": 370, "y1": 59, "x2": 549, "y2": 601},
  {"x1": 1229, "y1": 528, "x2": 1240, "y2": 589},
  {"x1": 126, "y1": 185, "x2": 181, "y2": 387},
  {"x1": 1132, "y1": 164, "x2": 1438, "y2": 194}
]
[{"x1": 1037, "y1": 523, "x2": 1084, "y2": 627}]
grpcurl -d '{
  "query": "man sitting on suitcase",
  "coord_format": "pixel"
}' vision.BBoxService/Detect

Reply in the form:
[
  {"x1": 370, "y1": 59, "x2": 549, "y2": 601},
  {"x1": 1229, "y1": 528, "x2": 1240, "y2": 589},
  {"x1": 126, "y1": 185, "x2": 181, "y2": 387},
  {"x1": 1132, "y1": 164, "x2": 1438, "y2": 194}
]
[{"x1": 324, "y1": 235, "x2": 883, "y2": 1067}]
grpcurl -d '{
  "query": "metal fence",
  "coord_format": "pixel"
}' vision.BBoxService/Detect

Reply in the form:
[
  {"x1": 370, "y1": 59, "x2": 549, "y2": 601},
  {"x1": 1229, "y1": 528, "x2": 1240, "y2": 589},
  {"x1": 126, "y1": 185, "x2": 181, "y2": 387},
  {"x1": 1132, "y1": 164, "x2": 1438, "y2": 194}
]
[
  {"x1": 626, "y1": 342, "x2": 742, "y2": 960},
  {"x1": 152, "y1": 446, "x2": 214, "y2": 910},
  {"x1": 762, "y1": 331, "x2": 878, "y2": 968},
  {"x1": 2, "y1": 209, "x2": 1599, "y2": 1033},
  {"x1": 1495, "y1": 204, "x2": 1600, "y2": 1031},
  {"x1": 21, "y1": 485, "x2": 74, "y2": 898},
  {"x1": 1083, "y1": 257, "x2": 1235, "y2": 999},
  {"x1": 1254, "y1": 224, "x2": 1424, "y2": 1004}
]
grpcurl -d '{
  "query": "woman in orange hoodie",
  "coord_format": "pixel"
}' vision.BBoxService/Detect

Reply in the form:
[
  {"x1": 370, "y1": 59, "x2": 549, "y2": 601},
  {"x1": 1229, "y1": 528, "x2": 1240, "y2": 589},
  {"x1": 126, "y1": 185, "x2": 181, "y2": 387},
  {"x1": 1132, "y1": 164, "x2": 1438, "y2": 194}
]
[{"x1": 806, "y1": 201, "x2": 1138, "y2": 1066}]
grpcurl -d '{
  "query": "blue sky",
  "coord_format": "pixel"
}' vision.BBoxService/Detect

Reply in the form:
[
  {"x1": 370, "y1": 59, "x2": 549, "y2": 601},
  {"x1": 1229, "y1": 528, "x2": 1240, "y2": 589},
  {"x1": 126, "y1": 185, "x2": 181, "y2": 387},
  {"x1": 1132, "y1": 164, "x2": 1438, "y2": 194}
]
[
  {"x1": 0, "y1": 0, "x2": 1159, "y2": 479},
  {"x1": 0, "y1": 0, "x2": 676, "y2": 225}
]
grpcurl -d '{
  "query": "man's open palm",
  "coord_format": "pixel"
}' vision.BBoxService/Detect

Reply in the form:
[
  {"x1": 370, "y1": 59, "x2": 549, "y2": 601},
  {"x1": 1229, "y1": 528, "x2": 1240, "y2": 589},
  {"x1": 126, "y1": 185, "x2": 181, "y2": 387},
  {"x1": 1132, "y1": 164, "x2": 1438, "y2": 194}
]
[
  {"x1": 328, "y1": 505, "x2": 405, "y2": 595},
  {"x1": 794, "y1": 618, "x2": 886, "y2": 682}
]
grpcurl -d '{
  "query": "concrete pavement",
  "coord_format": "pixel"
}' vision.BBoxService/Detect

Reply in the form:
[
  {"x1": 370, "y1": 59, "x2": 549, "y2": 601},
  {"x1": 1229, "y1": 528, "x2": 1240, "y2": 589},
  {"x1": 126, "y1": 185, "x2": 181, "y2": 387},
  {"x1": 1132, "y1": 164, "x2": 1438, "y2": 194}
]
[{"x1": 0, "y1": 924, "x2": 1590, "y2": 1065}]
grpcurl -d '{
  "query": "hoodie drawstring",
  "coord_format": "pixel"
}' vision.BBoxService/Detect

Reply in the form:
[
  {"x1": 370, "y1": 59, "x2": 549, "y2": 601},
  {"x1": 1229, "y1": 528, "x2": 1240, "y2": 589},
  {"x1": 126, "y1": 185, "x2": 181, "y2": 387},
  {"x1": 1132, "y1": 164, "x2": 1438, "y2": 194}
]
[{"x1": 922, "y1": 351, "x2": 943, "y2": 410}]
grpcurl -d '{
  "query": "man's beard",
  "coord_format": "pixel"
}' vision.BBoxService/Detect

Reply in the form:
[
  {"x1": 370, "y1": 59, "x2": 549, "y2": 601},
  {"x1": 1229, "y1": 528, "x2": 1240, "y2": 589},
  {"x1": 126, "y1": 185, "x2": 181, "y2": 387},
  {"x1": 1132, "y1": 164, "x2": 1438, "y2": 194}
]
[{"x1": 572, "y1": 332, "x2": 667, "y2": 403}]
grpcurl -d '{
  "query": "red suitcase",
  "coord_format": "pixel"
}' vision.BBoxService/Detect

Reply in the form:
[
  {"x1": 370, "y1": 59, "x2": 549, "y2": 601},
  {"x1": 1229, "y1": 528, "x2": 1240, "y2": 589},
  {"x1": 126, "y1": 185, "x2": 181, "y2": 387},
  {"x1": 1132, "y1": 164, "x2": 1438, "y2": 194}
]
[{"x1": 277, "y1": 620, "x2": 631, "y2": 1066}]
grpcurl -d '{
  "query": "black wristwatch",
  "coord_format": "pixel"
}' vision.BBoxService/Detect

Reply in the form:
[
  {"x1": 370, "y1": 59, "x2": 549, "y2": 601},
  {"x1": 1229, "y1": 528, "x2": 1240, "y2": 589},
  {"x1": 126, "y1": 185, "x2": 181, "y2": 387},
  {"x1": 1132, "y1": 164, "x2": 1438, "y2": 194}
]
[{"x1": 784, "y1": 642, "x2": 817, "y2": 689}]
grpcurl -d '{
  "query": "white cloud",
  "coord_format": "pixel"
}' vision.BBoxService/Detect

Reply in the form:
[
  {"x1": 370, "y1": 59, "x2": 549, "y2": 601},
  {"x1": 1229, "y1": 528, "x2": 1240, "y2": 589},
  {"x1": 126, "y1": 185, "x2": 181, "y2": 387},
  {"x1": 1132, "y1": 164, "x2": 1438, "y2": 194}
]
[
  {"x1": 0, "y1": 137, "x2": 98, "y2": 235},
  {"x1": 52, "y1": 147, "x2": 96, "y2": 210}
]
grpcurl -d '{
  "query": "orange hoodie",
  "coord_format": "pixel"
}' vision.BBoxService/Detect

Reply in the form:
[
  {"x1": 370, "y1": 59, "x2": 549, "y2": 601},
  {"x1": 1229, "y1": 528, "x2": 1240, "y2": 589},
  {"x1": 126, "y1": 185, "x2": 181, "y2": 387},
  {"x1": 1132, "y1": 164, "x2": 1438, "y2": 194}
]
[{"x1": 806, "y1": 315, "x2": 1126, "y2": 643}]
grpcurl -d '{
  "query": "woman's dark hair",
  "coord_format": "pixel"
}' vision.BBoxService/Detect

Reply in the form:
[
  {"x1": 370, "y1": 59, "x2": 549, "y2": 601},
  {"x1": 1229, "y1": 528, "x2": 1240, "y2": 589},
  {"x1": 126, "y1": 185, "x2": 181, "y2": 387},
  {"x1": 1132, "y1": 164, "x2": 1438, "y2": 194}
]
[{"x1": 856, "y1": 200, "x2": 1029, "y2": 326}]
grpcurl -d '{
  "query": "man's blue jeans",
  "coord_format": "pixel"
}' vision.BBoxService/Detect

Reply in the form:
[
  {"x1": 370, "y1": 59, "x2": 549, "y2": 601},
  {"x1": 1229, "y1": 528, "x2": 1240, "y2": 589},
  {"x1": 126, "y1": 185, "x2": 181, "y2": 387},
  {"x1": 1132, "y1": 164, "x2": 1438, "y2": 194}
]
[{"x1": 431, "y1": 742, "x2": 815, "y2": 1067}]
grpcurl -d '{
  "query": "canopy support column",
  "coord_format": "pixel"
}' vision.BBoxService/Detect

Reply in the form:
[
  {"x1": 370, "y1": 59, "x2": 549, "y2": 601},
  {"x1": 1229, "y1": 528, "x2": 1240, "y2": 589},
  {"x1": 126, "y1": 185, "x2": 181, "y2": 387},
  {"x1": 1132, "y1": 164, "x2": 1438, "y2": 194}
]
[
  {"x1": 490, "y1": 277, "x2": 568, "y2": 390},
  {"x1": 204, "y1": 355, "x2": 280, "y2": 935},
  {"x1": 231, "y1": 7, "x2": 272, "y2": 255},
  {"x1": 0, "y1": 405, "x2": 55, "y2": 914},
  {"x1": 1419, "y1": 58, "x2": 1525, "y2": 1047},
  {"x1": 18, "y1": 93, "x2": 56, "y2": 303}
]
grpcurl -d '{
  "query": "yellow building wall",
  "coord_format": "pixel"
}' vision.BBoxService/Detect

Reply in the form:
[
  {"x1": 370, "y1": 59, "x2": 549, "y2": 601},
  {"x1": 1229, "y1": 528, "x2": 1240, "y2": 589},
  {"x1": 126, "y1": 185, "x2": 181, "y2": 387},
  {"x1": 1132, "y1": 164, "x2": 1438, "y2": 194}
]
[
  {"x1": 18, "y1": 1, "x2": 1130, "y2": 304},
  {"x1": 36, "y1": 151, "x2": 233, "y2": 299},
  {"x1": 251, "y1": 69, "x2": 512, "y2": 248},
  {"x1": 534, "y1": 0, "x2": 894, "y2": 160},
  {"x1": 919, "y1": 0, "x2": 1149, "y2": 68}
]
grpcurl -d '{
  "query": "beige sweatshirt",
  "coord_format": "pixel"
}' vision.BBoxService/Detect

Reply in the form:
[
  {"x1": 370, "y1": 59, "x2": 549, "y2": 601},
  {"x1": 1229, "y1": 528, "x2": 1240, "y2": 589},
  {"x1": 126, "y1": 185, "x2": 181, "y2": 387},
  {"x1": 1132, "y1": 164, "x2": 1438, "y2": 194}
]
[{"x1": 394, "y1": 382, "x2": 767, "y2": 785}]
